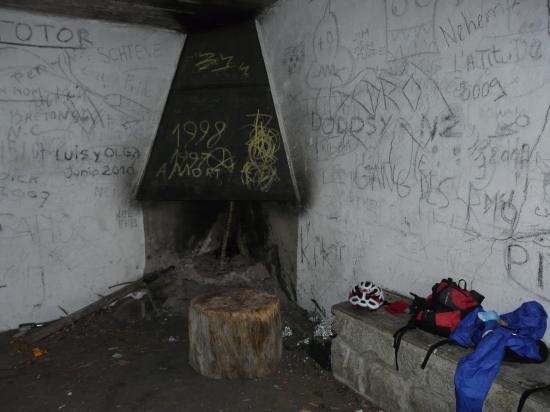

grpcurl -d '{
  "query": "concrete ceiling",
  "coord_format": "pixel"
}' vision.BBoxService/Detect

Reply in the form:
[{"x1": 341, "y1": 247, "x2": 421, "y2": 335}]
[{"x1": 0, "y1": 0, "x2": 279, "y2": 31}]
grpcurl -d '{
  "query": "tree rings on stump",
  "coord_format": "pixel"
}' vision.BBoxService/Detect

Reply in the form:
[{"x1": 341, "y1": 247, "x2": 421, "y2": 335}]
[{"x1": 188, "y1": 288, "x2": 282, "y2": 379}]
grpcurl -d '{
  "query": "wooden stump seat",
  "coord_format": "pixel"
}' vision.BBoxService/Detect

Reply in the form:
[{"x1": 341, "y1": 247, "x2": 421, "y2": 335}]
[{"x1": 188, "y1": 288, "x2": 282, "y2": 379}]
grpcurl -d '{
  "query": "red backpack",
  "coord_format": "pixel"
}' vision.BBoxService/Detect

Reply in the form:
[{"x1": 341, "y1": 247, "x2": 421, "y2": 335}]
[{"x1": 393, "y1": 278, "x2": 484, "y2": 370}]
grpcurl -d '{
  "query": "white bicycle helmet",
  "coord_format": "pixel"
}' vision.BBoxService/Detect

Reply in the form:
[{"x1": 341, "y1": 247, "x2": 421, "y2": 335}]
[{"x1": 348, "y1": 281, "x2": 385, "y2": 310}]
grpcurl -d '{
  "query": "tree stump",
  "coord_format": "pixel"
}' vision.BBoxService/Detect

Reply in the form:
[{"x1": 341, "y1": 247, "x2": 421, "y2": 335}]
[{"x1": 188, "y1": 288, "x2": 281, "y2": 379}]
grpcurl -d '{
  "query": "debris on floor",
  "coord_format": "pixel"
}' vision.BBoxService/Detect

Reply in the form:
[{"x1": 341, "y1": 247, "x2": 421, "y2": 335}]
[
  {"x1": 313, "y1": 319, "x2": 334, "y2": 339},
  {"x1": 0, "y1": 254, "x2": 384, "y2": 411},
  {"x1": 31, "y1": 347, "x2": 48, "y2": 358}
]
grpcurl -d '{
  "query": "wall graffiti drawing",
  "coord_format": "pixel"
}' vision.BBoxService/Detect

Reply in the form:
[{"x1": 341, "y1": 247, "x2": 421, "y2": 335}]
[
  {"x1": 0, "y1": 8, "x2": 183, "y2": 331},
  {"x1": 258, "y1": 0, "x2": 550, "y2": 334}
]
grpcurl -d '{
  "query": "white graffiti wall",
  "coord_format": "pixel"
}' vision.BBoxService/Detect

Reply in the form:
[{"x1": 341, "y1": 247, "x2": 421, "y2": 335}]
[
  {"x1": 258, "y1": 0, "x2": 550, "y2": 329},
  {"x1": 0, "y1": 9, "x2": 183, "y2": 330}
]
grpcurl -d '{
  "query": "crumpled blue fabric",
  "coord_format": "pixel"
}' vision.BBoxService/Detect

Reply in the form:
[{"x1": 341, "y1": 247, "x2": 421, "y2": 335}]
[{"x1": 450, "y1": 301, "x2": 547, "y2": 412}]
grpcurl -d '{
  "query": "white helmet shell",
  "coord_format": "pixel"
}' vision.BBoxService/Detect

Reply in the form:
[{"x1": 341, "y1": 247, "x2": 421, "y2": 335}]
[{"x1": 349, "y1": 281, "x2": 384, "y2": 310}]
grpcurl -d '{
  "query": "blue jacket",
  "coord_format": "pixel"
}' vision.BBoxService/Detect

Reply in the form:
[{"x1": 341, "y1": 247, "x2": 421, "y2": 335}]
[{"x1": 450, "y1": 301, "x2": 547, "y2": 412}]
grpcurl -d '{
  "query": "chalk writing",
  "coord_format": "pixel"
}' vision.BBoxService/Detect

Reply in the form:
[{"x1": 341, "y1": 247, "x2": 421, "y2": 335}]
[
  {"x1": 0, "y1": 9, "x2": 184, "y2": 332},
  {"x1": 490, "y1": 114, "x2": 530, "y2": 138},
  {"x1": 155, "y1": 120, "x2": 235, "y2": 181},
  {"x1": 506, "y1": 235, "x2": 550, "y2": 299},
  {"x1": 54, "y1": 145, "x2": 140, "y2": 164},
  {"x1": 456, "y1": 77, "x2": 507, "y2": 103},
  {"x1": 64, "y1": 164, "x2": 135, "y2": 179},
  {"x1": 241, "y1": 111, "x2": 281, "y2": 192},
  {"x1": 0, "y1": 20, "x2": 92, "y2": 49},
  {"x1": 385, "y1": 0, "x2": 439, "y2": 62},
  {"x1": 192, "y1": 52, "x2": 250, "y2": 77},
  {"x1": 93, "y1": 185, "x2": 118, "y2": 199},
  {"x1": 439, "y1": 1, "x2": 520, "y2": 49},
  {"x1": 351, "y1": 26, "x2": 385, "y2": 60},
  {"x1": 96, "y1": 43, "x2": 162, "y2": 63},
  {"x1": 282, "y1": 42, "x2": 305, "y2": 75},
  {"x1": 306, "y1": 1, "x2": 354, "y2": 89},
  {"x1": 353, "y1": 154, "x2": 411, "y2": 197},
  {"x1": 300, "y1": 220, "x2": 346, "y2": 271},
  {"x1": 260, "y1": 0, "x2": 550, "y2": 323},
  {"x1": 0, "y1": 212, "x2": 103, "y2": 244},
  {"x1": 171, "y1": 120, "x2": 226, "y2": 150},
  {"x1": 116, "y1": 208, "x2": 138, "y2": 229},
  {"x1": 451, "y1": 37, "x2": 543, "y2": 72},
  {"x1": 0, "y1": 185, "x2": 50, "y2": 208}
]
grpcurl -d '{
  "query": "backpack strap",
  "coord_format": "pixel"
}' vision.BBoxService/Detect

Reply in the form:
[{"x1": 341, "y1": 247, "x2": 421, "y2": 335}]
[
  {"x1": 517, "y1": 384, "x2": 550, "y2": 412},
  {"x1": 393, "y1": 323, "x2": 415, "y2": 371},
  {"x1": 421, "y1": 338, "x2": 454, "y2": 369}
]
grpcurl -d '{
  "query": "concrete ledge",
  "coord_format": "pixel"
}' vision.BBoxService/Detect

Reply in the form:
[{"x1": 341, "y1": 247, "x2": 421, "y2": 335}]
[{"x1": 331, "y1": 301, "x2": 550, "y2": 412}]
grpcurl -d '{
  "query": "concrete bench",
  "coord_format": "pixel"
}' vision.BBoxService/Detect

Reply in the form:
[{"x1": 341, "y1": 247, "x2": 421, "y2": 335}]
[{"x1": 331, "y1": 301, "x2": 550, "y2": 412}]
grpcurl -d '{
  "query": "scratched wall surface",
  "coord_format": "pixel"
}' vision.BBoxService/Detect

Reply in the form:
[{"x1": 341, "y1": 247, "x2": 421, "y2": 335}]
[
  {"x1": 258, "y1": 0, "x2": 550, "y2": 326},
  {"x1": 0, "y1": 9, "x2": 183, "y2": 330}
]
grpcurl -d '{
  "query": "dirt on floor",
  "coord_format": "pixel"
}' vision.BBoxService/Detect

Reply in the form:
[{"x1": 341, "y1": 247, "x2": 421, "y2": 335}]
[{"x1": 0, "y1": 262, "x2": 382, "y2": 412}]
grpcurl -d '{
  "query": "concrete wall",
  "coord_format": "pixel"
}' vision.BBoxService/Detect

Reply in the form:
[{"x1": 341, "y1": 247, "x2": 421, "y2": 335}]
[
  {"x1": 257, "y1": 0, "x2": 550, "y2": 336},
  {"x1": 262, "y1": 202, "x2": 298, "y2": 301},
  {"x1": 0, "y1": 8, "x2": 183, "y2": 330}
]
